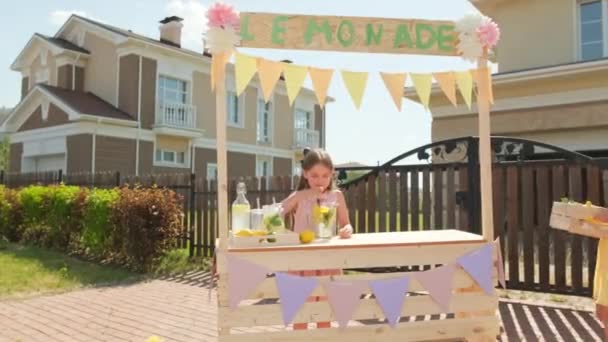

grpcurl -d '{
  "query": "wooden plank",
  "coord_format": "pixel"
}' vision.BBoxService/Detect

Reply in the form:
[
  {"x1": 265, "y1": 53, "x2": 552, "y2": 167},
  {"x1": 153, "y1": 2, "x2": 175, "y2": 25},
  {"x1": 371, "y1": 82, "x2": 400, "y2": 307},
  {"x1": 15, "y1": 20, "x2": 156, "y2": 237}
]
[
  {"x1": 506, "y1": 166, "x2": 520, "y2": 288},
  {"x1": 218, "y1": 316, "x2": 500, "y2": 342},
  {"x1": 367, "y1": 174, "x2": 377, "y2": 233},
  {"x1": 568, "y1": 166, "x2": 583, "y2": 293},
  {"x1": 536, "y1": 167, "x2": 550, "y2": 292},
  {"x1": 357, "y1": 181, "x2": 366, "y2": 234},
  {"x1": 433, "y1": 167, "x2": 443, "y2": 230},
  {"x1": 586, "y1": 166, "x2": 600, "y2": 294},
  {"x1": 220, "y1": 236, "x2": 486, "y2": 272},
  {"x1": 346, "y1": 184, "x2": 357, "y2": 229},
  {"x1": 399, "y1": 168, "x2": 409, "y2": 232},
  {"x1": 422, "y1": 168, "x2": 431, "y2": 231},
  {"x1": 389, "y1": 169, "x2": 397, "y2": 232},
  {"x1": 411, "y1": 170, "x2": 420, "y2": 230},
  {"x1": 219, "y1": 267, "x2": 498, "y2": 302},
  {"x1": 492, "y1": 167, "x2": 505, "y2": 258},
  {"x1": 458, "y1": 167, "x2": 469, "y2": 231},
  {"x1": 552, "y1": 165, "x2": 567, "y2": 291},
  {"x1": 378, "y1": 171, "x2": 387, "y2": 233},
  {"x1": 196, "y1": 177, "x2": 203, "y2": 257},
  {"x1": 446, "y1": 166, "x2": 456, "y2": 229},
  {"x1": 521, "y1": 166, "x2": 535, "y2": 289},
  {"x1": 210, "y1": 179, "x2": 218, "y2": 254},
  {"x1": 219, "y1": 293, "x2": 498, "y2": 328},
  {"x1": 239, "y1": 12, "x2": 459, "y2": 56}
]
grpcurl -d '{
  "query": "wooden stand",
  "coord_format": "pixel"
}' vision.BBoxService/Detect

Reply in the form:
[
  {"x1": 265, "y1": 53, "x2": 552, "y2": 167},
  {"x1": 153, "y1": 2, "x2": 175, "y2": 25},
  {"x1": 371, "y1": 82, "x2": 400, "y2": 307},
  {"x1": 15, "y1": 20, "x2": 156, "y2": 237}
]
[
  {"x1": 550, "y1": 201, "x2": 608, "y2": 239},
  {"x1": 217, "y1": 230, "x2": 501, "y2": 341}
]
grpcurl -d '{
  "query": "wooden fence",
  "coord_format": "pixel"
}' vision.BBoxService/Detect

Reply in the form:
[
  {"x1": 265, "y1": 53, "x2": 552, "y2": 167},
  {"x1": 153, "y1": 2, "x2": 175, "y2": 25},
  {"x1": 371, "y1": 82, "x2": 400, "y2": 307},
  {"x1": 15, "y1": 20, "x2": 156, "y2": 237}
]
[{"x1": 2, "y1": 159, "x2": 607, "y2": 296}]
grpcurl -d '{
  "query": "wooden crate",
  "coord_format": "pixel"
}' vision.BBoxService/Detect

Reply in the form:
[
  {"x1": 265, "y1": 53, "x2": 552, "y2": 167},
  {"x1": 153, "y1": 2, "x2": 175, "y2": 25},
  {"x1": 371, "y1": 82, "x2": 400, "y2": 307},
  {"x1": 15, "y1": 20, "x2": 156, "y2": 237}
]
[
  {"x1": 217, "y1": 230, "x2": 501, "y2": 341},
  {"x1": 550, "y1": 201, "x2": 608, "y2": 239}
]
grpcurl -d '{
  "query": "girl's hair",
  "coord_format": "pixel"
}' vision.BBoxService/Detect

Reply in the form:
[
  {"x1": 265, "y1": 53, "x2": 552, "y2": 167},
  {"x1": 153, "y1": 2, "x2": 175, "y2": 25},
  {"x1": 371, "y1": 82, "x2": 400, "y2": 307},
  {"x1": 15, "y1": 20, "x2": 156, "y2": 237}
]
[{"x1": 297, "y1": 148, "x2": 335, "y2": 191}]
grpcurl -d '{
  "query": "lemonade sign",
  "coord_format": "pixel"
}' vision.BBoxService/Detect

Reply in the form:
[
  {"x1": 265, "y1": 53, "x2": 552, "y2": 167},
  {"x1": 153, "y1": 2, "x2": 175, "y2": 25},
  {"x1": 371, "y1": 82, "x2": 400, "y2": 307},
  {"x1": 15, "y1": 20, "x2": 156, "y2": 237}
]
[{"x1": 239, "y1": 12, "x2": 458, "y2": 56}]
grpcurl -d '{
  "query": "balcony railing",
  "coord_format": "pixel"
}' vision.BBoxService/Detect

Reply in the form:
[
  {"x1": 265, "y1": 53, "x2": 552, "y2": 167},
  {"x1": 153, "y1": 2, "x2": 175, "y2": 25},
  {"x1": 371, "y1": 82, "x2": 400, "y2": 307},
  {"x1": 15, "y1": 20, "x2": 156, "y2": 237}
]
[
  {"x1": 294, "y1": 128, "x2": 320, "y2": 149},
  {"x1": 156, "y1": 102, "x2": 197, "y2": 129}
]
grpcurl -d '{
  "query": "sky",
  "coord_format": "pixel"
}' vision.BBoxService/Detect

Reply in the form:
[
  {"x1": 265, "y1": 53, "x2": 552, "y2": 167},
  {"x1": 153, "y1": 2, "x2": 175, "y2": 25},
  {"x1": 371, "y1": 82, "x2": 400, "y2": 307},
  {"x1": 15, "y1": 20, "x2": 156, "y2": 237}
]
[{"x1": 0, "y1": 0, "x2": 482, "y2": 166}]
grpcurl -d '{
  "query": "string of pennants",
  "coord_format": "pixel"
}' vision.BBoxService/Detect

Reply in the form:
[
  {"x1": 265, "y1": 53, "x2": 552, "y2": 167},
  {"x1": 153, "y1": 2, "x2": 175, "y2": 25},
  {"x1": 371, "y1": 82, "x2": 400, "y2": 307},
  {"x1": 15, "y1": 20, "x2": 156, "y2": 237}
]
[
  {"x1": 211, "y1": 50, "x2": 494, "y2": 112},
  {"x1": 224, "y1": 238, "x2": 506, "y2": 328}
]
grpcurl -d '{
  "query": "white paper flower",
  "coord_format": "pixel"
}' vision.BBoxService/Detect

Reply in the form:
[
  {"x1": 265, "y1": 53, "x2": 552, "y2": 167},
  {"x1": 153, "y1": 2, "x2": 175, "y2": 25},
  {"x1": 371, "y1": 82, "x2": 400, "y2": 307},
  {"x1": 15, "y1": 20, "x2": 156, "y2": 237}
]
[
  {"x1": 457, "y1": 35, "x2": 483, "y2": 62},
  {"x1": 455, "y1": 13, "x2": 485, "y2": 35},
  {"x1": 204, "y1": 26, "x2": 240, "y2": 54}
]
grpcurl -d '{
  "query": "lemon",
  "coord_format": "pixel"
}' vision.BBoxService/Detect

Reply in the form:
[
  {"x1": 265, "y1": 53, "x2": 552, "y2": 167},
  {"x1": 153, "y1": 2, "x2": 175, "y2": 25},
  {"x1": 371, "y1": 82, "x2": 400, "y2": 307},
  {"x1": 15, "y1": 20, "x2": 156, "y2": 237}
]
[
  {"x1": 235, "y1": 229, "x2": 253, "y2": 237},
  {"x1": 299, "y1": 230, "x2": 315, "y2": 244},
  {"x1": 252, "y1": 230, "x2": 268, "y2": 237}
]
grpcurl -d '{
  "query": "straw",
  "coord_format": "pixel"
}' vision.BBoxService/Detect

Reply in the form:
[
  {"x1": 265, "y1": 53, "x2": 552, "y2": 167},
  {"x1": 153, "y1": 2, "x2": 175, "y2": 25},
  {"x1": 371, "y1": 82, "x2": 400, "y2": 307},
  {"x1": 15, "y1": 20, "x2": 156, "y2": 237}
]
[{"x1": 257, "y1": 197, "x2": 260, "y2": 209}]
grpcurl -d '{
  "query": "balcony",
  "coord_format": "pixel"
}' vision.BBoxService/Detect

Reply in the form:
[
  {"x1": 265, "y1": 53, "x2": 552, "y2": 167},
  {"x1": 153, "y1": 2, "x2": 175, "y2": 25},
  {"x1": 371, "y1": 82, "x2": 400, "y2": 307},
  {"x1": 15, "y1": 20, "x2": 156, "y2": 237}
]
[
  {"x1": 293, "y1": 128, "x2": 320, "y2": 149},
  {"x1": 154, "y1": 102, "x2": 203, "y2": 138}
]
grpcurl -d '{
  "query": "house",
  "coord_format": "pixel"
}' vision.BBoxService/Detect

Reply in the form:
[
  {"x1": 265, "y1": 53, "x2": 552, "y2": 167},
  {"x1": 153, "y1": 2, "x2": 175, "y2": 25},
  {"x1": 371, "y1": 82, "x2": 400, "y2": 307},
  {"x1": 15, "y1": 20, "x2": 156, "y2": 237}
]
[
  {"x1": 406, "y1": 0, "x2": 608, "y2": 157},
  {"x1": 0, "y1": 15, "x2": 326, "y2": 178}
]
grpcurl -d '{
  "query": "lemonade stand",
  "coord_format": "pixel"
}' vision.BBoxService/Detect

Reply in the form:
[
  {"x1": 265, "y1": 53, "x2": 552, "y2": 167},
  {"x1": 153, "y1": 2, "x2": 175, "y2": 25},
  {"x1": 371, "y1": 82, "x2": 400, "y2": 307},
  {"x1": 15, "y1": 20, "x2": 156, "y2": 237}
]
[{"x1": 207, "y1": 3, "x2": 504, "y2": 341}]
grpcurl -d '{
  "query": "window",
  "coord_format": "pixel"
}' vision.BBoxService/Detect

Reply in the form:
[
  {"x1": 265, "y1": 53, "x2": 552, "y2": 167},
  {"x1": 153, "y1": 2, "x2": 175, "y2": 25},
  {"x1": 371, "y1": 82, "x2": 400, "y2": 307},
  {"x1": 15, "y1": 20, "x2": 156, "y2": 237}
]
[
  {"x1": 34, "y1": 69, "x2": 49, "y2": 85},
  {"x1": 257, "y1": 99, "x2": 273, "y2": 143},
  {"x1": 158, "y1": 76, "x2": 188, "y2": 105},
  {"x1": 256, "y1": 156, "x2": 272, "y2": 178},
  {"x1": 579, "y1": 0, "x2": 607, "y2": 60},
  {"x1": 226, "y1": 91, "x2": 244, "y2": 127},
  {"x1": 155, "y1": 148, "x2": 186, "y2": 165},
  {"x1": 207, "y1": 163, "x2": 217, "y2": 180},
  {"x1": 295, "y1": 109, "x2": 313, "y2": 130}
]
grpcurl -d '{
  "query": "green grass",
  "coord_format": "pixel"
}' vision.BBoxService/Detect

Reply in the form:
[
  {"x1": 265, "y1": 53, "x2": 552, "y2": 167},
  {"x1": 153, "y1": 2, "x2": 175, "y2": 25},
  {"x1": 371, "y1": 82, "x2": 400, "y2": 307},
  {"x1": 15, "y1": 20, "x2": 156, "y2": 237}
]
[
  {"x1": 0, "y1": 242, "x2": 140, "y2": 298},
  {"x1": 0, "y1": 241, "x2": 211, "y2": 299}
]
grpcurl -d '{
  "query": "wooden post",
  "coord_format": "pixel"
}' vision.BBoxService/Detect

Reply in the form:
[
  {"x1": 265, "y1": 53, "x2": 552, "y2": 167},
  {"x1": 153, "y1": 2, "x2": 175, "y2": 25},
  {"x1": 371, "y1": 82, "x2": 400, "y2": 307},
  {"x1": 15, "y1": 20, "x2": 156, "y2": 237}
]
[
  {"x1": 214, "y1": 53, "x2": 229, "y2": 251},
  {"x1": 477, "y1": 55, "x2": 495, "y2": 242}
]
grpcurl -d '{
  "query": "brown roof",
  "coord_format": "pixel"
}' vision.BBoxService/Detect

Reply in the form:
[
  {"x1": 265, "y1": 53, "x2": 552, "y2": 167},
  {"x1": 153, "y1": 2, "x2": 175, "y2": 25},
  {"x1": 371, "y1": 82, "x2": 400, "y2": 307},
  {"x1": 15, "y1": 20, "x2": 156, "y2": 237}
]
[
  {"x1": 40, "y1": 85, "x2": 134, "y2": 121},
  {"x1": 35, "y1": 33, "x2": 90, "y2": 54}
]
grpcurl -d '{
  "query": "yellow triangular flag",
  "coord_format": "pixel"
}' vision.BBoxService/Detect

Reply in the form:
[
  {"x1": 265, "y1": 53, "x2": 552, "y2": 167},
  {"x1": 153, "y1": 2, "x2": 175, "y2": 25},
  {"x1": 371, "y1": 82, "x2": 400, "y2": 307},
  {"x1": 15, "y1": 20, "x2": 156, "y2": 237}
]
[
  {"x1": 210, "y1": 51, "x2": 232, "y2": 91},
  {"x1": 282, "y1": 63, "x2": 308, "y2": 106},
  {"x1": 455, "y1": 71, "x2": 473, "y2": 109},
  {"x1": 472, "y1": 69, "x2": 495, "y2": 105},
  {"x1": 341, "y1": 71, "x2": 368, "y2": 109},
  {"x1": 309, "y1": 67, "x2": 334, "y2": 108},
  {"x1": 380, "y1": 72, "x2": 407, "y2": 111},
  {"x1": 433, "y1": 72, "x2": 457, "y2": 107},
  {"x1": 257, "y1": 58, "x2": 283, "y2": 103},
  {"x1": 235, "y1": 52, "x2": 257, "y2": 96},
  {"x1": 409, "y1": 73, "x2": 433, "y2": 109}
]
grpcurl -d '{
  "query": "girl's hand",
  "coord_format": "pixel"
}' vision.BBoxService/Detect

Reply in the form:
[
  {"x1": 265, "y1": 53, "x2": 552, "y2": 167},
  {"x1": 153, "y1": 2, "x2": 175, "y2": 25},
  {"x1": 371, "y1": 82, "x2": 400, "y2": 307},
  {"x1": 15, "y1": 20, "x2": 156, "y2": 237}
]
[{"x1": 339, "y1": 224, "x2": 353, "y2": 239}]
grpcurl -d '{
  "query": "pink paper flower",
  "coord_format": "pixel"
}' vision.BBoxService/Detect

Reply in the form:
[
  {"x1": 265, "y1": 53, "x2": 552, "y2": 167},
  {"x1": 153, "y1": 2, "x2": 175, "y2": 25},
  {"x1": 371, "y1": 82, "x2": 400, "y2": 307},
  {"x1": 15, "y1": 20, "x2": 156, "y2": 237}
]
[
  {"x1": 207, "y1": 2, "x2": 240, "y2": 30},
  {"x1": 477, "y1": 19, "x2": 500, "y2": 49}
]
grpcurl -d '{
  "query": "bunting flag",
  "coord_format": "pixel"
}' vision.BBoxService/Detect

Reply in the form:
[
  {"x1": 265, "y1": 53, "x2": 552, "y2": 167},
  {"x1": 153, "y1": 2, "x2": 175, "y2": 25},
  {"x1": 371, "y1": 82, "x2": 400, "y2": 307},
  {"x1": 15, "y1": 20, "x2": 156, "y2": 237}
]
[
  {"x1": 455, "y1": 71, "x2": 473, "y2": 109},
  {"x1": 380, "y1": 72, "x2": 407, "y2": 111},
  {"x1": 309, "y1": 67, "x2": 334, "y2": 108},
  {"x1": 257, "y1": 58, "x2": 283, "y2": 103},
  {"x1": 282, "y1": 63, "x2": 308, "y2": 106},
  {"x1": 409, "y1": 73, "x2": 433, "y2": 110},
  {"x1": 324, "y1": 280, "x2": 367, "y2": 329},
  {"x1": 210, "y1": 51, "x2": 232, "y2": 90},
  {"x1": 341, "y1": 70, "x2": 368, "y2": 109},
  {"x1": 457, "y1": 243, "x2": 494, "y2": 295},
  {"x1": 494, "y1": 237, "x2": 506, "y2": 289},
  {"x1": 275, "y1": 272, "x2": 319, "y2": 326},
  {"x1": 413, "y1": 264, "x2": 456, "y2": 311},
  {"x1": 369, "y1": 275, "x2": 410, "y2": 327},
  {"x1": 234, "y1": 52, "x2": 257, "y2": 96},
  {"x1": 433, "y1": 72, "x2": 457, "y2": 107},
  {"x1": 226, "y1": 254, "x2": 269, "y2": 309}
]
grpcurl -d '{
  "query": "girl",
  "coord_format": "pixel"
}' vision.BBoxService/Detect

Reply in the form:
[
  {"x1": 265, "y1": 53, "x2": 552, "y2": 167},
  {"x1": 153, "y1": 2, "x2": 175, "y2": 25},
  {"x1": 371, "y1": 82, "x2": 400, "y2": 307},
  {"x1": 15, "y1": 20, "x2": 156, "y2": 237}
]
[{"x1": 280, "y1": 148, "x2": 353, "y2": 330}]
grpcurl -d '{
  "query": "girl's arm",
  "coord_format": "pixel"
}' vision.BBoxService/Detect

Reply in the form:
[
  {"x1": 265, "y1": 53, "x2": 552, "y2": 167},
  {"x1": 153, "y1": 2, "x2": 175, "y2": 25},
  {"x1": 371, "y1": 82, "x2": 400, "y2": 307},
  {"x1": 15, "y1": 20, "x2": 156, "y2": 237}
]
[{"x1": 281, "y1": 189, "x2": 317, "y2": 216}]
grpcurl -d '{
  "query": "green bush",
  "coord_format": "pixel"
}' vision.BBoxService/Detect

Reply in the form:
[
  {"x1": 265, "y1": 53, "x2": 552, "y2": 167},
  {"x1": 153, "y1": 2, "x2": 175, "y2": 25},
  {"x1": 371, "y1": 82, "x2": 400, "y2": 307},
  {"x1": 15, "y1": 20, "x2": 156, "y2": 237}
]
[
  {"x1": 46, "y1": 185, "x2": 87, "y2": 251},
  {"x1": 0, "y1": 186, "x2": 22, "y2": 242},
  {"x1": 0, "y1": 186, "x2": 12, "y2": 239},
  {"x1": 82, "y1": 188, "x2": 119, "y2": 254},
  {"x1": 112, "y1": 186, "x2": 183, "y2": 271}
]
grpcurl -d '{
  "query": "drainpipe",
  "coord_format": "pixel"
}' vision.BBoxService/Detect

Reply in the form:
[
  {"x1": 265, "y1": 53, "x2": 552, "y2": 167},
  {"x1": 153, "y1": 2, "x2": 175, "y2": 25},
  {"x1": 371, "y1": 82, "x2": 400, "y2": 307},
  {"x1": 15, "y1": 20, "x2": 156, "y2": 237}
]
[{"x1": 135, "y1": 55, "x2": 143, "y2": 176}]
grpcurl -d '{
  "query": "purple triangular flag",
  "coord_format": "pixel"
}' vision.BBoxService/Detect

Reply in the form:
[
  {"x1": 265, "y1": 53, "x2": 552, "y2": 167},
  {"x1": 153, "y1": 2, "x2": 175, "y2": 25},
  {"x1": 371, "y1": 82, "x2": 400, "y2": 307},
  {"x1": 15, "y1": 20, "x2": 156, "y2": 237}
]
[
  {"x1": 494, "y1": 238, "x2": 506, "y2": 289},
  {"x1": 369, "y1": 275, "x2": 410, "y2": 328},
  {"x1": 457, "y1": 243, "x2": 494, "y2": 295},
  {"x1": 275, "y1": 272, "x2": 319, "y2": 326},
  {"x1": 414, "y1": 264, "x2": 456, "y2": 311},
  {"x1": 226, "y1": 254, "x2": 269, "y2": 309},
  {"x1": 324, "y1": 280, "x2": 367, "y2": 329}
]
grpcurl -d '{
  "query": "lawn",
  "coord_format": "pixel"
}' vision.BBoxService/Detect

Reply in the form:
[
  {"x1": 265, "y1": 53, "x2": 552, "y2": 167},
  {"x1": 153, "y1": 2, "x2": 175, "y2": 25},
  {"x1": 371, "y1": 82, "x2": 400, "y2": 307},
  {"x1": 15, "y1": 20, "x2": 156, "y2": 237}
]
[{"x1": 0, "y1": 241, "x2": 210, "y2": 299}]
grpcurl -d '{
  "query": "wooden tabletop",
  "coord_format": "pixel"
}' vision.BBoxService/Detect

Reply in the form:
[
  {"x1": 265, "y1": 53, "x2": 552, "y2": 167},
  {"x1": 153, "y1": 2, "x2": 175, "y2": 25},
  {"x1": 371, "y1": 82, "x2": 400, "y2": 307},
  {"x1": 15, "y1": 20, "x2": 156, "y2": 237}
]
[{"x1": 226, "y1": 229, "x2": 487, "y2": 253}]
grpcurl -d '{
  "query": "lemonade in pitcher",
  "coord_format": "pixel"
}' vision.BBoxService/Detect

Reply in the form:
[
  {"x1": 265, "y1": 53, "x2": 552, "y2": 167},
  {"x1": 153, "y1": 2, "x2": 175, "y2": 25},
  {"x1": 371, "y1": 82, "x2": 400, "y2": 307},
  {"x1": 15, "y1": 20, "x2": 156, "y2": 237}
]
[{"x1": 312, "y1": 201, "x2": 337, "y2": 239}]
